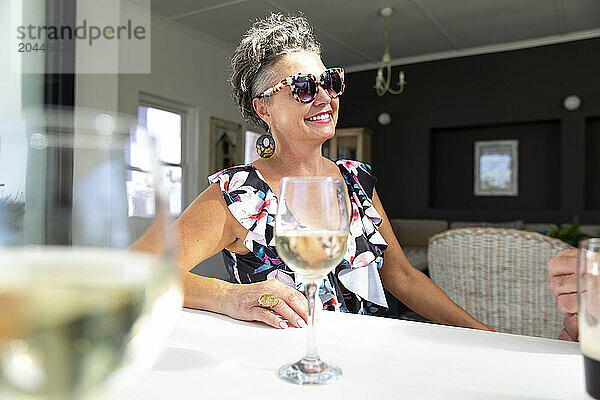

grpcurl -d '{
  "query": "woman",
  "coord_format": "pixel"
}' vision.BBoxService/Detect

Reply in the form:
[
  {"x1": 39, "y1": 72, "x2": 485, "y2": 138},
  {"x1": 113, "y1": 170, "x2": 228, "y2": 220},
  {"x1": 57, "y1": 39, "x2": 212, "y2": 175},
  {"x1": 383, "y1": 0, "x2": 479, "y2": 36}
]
[{"x1": 170, "y1": 13, "x2": 492, "y2": 331}]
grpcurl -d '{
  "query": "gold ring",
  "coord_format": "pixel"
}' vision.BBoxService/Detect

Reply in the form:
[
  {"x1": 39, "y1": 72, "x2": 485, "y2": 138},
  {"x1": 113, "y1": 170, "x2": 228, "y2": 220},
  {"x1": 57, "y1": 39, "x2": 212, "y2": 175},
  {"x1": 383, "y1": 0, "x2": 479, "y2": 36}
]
[{"x1": 258, "y1": 293, "x2": 279, "y2": 308}]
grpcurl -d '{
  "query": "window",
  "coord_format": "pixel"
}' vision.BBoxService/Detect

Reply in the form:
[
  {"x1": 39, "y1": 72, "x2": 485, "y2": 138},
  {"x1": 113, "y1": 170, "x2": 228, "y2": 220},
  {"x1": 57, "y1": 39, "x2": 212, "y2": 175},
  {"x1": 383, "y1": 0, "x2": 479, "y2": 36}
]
[{"x1": 127, "y1": 105, "x2": 184, "y2": 217}]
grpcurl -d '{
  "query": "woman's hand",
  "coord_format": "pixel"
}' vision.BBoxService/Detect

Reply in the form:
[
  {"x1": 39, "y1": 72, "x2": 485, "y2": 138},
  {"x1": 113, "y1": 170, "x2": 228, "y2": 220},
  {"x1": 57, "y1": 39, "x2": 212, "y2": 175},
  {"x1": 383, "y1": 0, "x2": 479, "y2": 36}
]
[{"x1": 223, "y1": 279, "x2": 309, "y2": 329}]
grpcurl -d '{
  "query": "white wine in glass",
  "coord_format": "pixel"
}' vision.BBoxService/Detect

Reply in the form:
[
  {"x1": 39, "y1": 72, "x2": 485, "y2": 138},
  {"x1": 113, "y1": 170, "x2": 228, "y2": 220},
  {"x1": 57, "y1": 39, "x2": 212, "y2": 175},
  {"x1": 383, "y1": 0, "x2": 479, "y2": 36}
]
[
  {"x1": 275, "y1": 177, "x2": 349, "y2": 385},
  {"x1": 0, "y1": 248, "x2": 181, "y2": 399},
  {"x1": 0, "y1": 109, "x2": 183, "y2": 400},
  {"x1": 275, "y1": 231, "x2": 348, "y2": 279}
]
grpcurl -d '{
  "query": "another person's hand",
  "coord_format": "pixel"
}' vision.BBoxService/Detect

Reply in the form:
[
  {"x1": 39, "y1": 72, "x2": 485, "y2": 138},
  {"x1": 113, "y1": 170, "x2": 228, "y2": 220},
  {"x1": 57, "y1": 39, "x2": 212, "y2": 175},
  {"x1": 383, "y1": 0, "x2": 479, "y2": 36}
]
[
  {"x1": 223, "y1": 279, "x2": 308, "y2": 329},
  {"x1": 548, "y1": 249, "x2": 578, "y2": 315},
  {"x1": 558, "y1": 314, "x2": 579, "y2": 341},
  {"x1": 548, "y1": 248, "x2": 579, "y2": 341},
  {"x1": 480, "y1": 323, "x2": 496, "y2": 332}
]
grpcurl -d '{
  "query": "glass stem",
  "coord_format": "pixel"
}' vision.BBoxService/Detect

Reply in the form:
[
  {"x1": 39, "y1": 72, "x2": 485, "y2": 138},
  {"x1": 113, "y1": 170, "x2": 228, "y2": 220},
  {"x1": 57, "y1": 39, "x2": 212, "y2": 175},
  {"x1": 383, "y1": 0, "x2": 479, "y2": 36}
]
[{"x1": 304, "y1": 280, "x2": 319, "y2": 361}]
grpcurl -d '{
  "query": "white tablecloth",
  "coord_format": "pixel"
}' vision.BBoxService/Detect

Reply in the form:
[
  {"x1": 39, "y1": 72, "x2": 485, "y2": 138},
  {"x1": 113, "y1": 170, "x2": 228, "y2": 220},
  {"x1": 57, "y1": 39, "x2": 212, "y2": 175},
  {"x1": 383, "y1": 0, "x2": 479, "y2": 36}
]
[{"x1": 124, "y1": 309, "x2": 588, "y2": 399}]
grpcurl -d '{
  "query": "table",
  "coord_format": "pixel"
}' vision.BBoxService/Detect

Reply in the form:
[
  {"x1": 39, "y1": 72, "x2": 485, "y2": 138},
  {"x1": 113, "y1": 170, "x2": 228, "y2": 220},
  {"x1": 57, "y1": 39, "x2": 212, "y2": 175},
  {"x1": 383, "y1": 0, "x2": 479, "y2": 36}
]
[{"x1": 124, "y1": 309, "x2": 588, "y2": 399}]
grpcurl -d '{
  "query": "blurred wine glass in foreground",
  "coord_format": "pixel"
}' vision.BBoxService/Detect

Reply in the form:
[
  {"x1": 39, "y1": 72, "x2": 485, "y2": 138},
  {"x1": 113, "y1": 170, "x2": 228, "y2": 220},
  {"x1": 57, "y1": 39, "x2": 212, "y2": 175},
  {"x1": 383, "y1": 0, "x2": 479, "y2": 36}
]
[
  {"x1": 0, "y1": 108, "x2": 183, "y2": 400},
  {"x1": 579, "y1": 238, "x2": 600, "y2": 399}
]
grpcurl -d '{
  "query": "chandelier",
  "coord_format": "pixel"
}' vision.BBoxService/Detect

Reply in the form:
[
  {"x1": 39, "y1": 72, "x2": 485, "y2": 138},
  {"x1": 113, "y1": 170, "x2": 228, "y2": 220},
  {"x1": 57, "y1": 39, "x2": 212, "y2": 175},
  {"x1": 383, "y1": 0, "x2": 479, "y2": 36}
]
[{"x1": 374, "y1": 7, "x2": 407, "y2": 96}]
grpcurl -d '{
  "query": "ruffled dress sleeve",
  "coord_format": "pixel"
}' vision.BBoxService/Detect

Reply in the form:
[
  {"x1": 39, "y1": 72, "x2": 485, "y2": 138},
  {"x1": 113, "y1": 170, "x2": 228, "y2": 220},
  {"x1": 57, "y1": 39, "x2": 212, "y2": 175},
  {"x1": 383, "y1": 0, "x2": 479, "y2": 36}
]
[
  {"x1": 335, "y1": 160, "x2": 389, "y2": 310},
  {"x1": 208, "y1": 165, "x2": 290, "y2": 283}
]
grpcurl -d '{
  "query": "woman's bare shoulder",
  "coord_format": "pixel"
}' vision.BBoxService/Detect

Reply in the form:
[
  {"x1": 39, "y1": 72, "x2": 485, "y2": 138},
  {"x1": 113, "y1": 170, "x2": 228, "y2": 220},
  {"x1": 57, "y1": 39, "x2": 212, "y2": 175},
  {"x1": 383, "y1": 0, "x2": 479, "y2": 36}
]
[
  {"x1": 181, "y1": 183, "x2": 229, "y2": 222},
  {"x1": 174, "y1": 182, "x2": 245, "y2": 259}
]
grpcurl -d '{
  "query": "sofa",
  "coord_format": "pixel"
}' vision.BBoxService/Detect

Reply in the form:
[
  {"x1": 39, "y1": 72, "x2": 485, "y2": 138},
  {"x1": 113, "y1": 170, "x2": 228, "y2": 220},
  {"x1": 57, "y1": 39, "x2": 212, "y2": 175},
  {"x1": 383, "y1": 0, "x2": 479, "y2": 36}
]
[
  {"x1": 390, "y1": 219, "x2": 600, "y2": 273},
  {"x1": 389, "y1": 219, "x2": 448, "y2": 271}
]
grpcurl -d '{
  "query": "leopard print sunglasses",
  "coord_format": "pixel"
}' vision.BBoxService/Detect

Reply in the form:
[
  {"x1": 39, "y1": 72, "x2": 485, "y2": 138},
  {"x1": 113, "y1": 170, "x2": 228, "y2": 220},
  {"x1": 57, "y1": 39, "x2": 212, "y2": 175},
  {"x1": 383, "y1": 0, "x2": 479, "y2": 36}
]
[{"x1": 255, "y1": 68, "x2": 345, "y2": 103}]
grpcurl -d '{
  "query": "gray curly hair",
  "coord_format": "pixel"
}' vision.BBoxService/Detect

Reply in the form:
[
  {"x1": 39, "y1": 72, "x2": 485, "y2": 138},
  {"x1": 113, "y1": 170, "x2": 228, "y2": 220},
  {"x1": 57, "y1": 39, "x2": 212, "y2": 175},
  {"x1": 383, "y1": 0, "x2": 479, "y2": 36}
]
[{"x1": 230, "y1": 13, "x2": 322, "y2": 131}]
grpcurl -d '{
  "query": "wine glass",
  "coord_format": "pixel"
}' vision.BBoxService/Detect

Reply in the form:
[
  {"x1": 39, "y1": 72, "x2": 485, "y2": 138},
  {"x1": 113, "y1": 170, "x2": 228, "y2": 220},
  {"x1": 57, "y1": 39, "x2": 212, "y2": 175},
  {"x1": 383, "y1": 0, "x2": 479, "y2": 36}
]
[
  {"x1": 274, "y1": 177, "x2": 350, "y2": 385},
  {"x1": 0, "y1": 108, "x2": 183, "y2": 399}
]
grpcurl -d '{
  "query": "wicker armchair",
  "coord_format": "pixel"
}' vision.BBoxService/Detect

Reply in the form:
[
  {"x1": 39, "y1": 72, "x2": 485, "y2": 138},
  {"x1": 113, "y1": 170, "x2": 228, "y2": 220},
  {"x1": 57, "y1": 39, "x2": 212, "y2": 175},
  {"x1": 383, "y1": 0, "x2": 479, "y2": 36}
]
[{"x1": 428, "y1": 228, "x2": 572, "y2": 339}]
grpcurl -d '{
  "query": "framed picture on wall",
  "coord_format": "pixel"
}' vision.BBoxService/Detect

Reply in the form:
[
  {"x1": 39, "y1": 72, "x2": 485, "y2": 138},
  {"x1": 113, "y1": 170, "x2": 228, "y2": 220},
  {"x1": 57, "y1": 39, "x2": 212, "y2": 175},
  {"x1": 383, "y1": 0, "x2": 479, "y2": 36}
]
[
  {"x1": 474, "y1": 139, "x2": 519, "y2": 196},
  {"x1": 209, "y1": 117, "x2": 243, "y2": 174}
]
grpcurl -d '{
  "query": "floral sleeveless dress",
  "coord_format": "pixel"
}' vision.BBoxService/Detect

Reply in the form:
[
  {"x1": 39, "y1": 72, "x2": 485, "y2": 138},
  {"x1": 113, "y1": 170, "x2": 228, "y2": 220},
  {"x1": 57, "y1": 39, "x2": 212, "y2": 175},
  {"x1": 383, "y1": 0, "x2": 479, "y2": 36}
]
[{"x1": 208, "y1": 160, "x2": 389, "y2": 315}]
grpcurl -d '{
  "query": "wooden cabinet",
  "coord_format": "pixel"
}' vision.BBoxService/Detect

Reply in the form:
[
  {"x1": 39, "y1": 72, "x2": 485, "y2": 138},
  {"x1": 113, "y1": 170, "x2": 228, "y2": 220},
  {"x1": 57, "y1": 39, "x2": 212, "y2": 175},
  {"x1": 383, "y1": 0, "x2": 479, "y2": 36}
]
[{"x1": 322, "y1": 127, "x2": 372, "y2": 164}]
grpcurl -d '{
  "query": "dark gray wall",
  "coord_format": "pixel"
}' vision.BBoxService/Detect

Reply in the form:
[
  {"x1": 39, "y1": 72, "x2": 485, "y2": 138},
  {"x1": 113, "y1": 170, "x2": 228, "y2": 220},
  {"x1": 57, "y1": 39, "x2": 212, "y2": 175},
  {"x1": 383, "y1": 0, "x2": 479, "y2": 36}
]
[
  {"x1": 587, "y1": 117, "x2": 600, "y2": 211},
  {"x1": 430, "y1": 120, "x2": 561, "y2": 210},
  {"x1": 337, "y1": 38, "x2": 600, "y2": 224}
]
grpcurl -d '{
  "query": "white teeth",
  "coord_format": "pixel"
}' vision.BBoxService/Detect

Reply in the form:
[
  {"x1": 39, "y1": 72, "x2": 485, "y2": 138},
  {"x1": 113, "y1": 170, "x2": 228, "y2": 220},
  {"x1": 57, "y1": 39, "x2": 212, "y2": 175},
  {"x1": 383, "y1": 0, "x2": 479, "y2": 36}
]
[{"x1": 306, "y1": 113, "x2": 330, "y2": 121}]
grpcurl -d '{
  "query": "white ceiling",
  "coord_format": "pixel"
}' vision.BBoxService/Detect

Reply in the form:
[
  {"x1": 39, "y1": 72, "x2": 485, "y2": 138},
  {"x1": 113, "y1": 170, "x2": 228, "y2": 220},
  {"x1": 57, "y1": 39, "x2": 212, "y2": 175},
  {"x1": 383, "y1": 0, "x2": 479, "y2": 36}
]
[{"x1": 151, "y1": 0, "x2": 600, "y2": 71}]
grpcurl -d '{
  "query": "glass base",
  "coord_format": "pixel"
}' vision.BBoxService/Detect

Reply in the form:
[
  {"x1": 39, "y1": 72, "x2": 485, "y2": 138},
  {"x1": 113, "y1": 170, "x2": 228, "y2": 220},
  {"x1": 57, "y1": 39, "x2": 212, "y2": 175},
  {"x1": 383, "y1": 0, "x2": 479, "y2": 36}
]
[{"x1": 278, "y1": 357, "x2": 342, "y2": 385}]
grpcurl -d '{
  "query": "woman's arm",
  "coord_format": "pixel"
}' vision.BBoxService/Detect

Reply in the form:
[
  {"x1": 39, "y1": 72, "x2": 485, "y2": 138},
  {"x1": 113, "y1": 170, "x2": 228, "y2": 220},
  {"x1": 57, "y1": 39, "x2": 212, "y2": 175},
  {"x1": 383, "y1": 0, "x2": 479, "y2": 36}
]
[
  {"x1": 372, "y1": 189, "x2": 493, "y2": 331},
  {"x1": 133, "y1": 183, "x2": 308, "y2": 328},
  {"x1": 172, "y1": 183, "x2": 239, "y2": 313},
  {"x1": 132, "y1": 183, "x2": 239, "y2": 312}
]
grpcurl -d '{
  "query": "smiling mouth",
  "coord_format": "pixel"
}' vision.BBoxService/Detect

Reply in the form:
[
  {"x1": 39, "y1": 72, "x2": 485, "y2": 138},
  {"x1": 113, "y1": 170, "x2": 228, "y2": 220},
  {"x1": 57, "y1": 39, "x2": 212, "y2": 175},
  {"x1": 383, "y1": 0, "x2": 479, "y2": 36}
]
[{"x1": 305, "y1": 112, "x2": 332, "y2": 122}]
